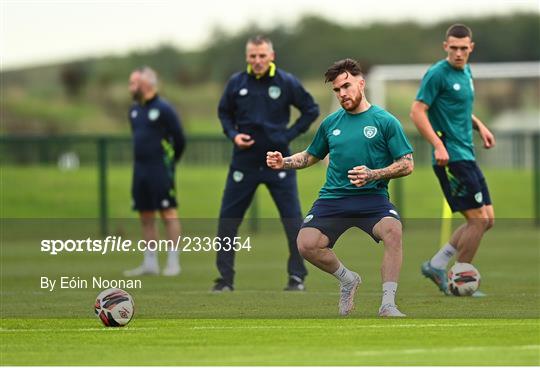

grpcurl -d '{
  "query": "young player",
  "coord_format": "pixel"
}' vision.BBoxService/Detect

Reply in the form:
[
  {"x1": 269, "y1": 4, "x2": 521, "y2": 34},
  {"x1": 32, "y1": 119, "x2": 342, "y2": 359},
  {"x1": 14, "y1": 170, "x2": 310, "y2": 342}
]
[{"x1": 410, "y1": 24, "x2": 495, "y2": 295}]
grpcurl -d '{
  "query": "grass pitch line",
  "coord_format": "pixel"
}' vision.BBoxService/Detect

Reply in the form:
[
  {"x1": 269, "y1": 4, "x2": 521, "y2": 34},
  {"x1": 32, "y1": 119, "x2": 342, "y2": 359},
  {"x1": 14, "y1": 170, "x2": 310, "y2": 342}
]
[
  {"x1": 0, "y1": 327, "x2": 158, "y2": 333},
  {"x1": 190, "y1": 321, "x2": 533, "y2": 330},
  {"x1": 353, "y1": 344, "x2": 540, "y2": 357}
]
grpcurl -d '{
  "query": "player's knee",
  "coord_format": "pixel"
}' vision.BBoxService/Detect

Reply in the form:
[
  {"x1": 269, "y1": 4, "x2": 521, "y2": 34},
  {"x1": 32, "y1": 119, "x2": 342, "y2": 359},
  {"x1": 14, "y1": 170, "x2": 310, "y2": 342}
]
[
  {"x1": 297, "y1": 238, "x2": 316, "y2": 257},
  {"x1": 468, "y1": 216, "x2": 490, "y2": 231},
  {"x1": 465, "y1": 207, "x2": 493, "y2": 231},
  {"x1": 380, "y1": 224, "x2": 402, "y2": 246},
  {"x1": 297, "y1": 230, "x2": 327, "y2": 257},
  {"x1": 480, "y1": 217, "x2": 491, "y2": 232},
  {"x1": 160, "y1": 208, "x2": 178, "y2": 219}
]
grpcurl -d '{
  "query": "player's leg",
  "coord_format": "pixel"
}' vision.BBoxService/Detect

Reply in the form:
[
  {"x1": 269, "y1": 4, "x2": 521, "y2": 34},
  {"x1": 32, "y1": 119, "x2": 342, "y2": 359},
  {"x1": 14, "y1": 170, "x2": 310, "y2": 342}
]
[
  {"x1": 265, "y1": 169, "x2": 307, "y2": 290},
  {"x1": 124, "y1": 210, "x2": 160, "y2": 276},
  {"x1": 149, "y1": 163, "x2": 181, "y2": 276},
  {"x1": 452, "y1": 173, "x2": 494, "y2": 297},
  {"x1": 160, "y1": 208, "x2": 182, "y2": 276},
  {"x1": 456, "y1": 206, "x2": 491, "y2": 263},
  {"x1": 422, "y1": 163, "x2": 470, "y2": 292},
  {"x1": 297, "y1": 227, "x2": 337, "y2": 272},
  {"x1": 125, "y1": 167, "x2": 160, "y2": 277},
  {"x1": 373, "y1": 217, "x2": 402, "y2": 284},
  {"x1": 454, "y1": 164, "x2": 494, "y2": 263},
  {"x1": 299, "y1": 204, "x2": 360, "y2": 316},
  {"x1": 424, "y1": 161, "x2": 494, "y2": 293},
  {"x1": 370, "y1": 213, "x2": 406, "y2": 317},
  {"x1": 485, "y1": 204, "x2": 495, "y2": 230},
  {"x1": 448, "y1": 205, "x2": 493, "y2": 261},
  {"x1": 423, "y1": 223, "x2": 464, "y2": 276},
  {"x1": 213, "y1": 168, "x2": 258, "y2": 291}
]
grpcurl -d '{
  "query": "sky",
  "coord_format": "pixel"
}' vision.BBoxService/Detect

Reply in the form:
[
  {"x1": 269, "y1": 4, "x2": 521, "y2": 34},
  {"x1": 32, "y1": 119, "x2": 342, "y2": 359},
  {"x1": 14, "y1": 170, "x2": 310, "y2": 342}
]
[{"x1": 1, "y1": 0, "x2": 539, "y2": 70}]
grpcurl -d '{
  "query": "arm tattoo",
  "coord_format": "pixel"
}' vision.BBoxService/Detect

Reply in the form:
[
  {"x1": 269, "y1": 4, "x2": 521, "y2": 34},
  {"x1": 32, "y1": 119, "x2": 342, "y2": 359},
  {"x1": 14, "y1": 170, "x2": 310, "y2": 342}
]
[
  {"x1": 283, "y1": 151, "x2": 310, "y2": 169},
  {"x1": 369, "y1": 153, "x2": 414, "y2": 181}
]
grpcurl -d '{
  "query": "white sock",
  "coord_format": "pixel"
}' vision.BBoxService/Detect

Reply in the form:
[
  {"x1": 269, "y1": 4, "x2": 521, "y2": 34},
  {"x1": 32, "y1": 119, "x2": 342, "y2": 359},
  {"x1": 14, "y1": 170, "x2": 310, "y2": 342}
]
[
  {"x1": 430, "y1": 243, "x2": 457, "y2": 269},
  {"x1": 143, "y1": 250, "x2": 158, "y2": 269},
  {"x1": 381, "y1": 281, "x2": 398, "y2": 306},
  {"x1": 167, "y1": 250, "x2": 179, "y2": 268},
  {"x1": 332, "y1": 262, "x2": 357, "y2": 284}
]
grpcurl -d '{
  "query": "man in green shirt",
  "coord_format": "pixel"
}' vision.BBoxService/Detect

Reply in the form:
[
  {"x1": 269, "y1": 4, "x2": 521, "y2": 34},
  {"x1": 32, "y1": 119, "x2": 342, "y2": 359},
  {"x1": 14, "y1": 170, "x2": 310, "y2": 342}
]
[
  {"x1": 267, "y1": 59, "x2": 414, "y2": 317},
  {"x1": 410, "y1": 24, "x2": 495, "y2": 296}
]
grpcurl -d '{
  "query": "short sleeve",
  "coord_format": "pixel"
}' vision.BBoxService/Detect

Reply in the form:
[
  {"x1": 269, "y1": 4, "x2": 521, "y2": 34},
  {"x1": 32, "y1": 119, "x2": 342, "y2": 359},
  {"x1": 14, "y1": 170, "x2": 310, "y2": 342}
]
[
  {"x1": 415, "y1": 68, "x2": 442, "y2": 107},
  {"x1": 385, "y1": 115, "x2": 414, "y2": 160},
  {"x1": 306, "y1": 120, "x2": 329, "y2": 159}
]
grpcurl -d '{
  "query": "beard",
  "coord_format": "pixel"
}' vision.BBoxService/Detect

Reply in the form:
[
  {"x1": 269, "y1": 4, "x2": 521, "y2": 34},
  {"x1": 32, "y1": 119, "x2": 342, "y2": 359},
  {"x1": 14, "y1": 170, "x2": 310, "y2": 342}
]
[
  {"x1": 131, "y1": 90, "x2": 143, "y2": 102},
  {"x1": 340, "y1": 93, "x2": 362, "y2": 111}
]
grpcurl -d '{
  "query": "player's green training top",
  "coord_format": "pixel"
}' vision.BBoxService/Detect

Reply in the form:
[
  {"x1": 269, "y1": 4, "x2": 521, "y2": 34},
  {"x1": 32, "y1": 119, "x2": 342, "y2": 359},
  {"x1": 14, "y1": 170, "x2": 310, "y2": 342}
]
[
  {"x1": 416, "y1": 59, "x2": 475, "y2": 163},
  {"x1": 307, "y1": 105, "x2": 413, "y2": 199}
]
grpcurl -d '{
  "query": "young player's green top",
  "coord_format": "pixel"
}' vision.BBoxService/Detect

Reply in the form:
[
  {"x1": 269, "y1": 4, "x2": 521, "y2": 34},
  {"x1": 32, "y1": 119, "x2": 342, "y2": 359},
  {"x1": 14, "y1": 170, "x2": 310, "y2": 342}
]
[
  {"x1": 307, "y1": 105, "x2": 413, "y2": 199},
  {"x1": 416, "y1": 59, "x2": 476, "y2": 163}
]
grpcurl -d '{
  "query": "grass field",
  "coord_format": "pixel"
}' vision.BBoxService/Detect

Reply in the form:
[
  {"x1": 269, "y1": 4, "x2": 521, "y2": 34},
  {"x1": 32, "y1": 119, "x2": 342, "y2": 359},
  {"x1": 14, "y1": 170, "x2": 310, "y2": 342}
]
[
  {"x1": 1, "y1": 165, "x2": 535, "y2": 218},
  {"x1": 2, "y1": 319, "x2": 538, "y2": 365},
  {"x1": 1, "y1": 164, "x2": 539, "y2": 365}
]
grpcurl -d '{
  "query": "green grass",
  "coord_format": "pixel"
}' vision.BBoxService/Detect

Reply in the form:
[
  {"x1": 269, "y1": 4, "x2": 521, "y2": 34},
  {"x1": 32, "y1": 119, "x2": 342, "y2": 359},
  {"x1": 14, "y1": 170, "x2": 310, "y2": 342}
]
[
  {"x1": 1, "y1": 319, "x2": 538, "y2": 365},
  {"x1": 1, "y1": 165, "x2": 535, "y2": 218},
  {"x1": 1, "y1": 219, "x2": 539, "y2": 365},
  {"x1": 1, "y1": 164, "x2": 539, "y2": 365}
]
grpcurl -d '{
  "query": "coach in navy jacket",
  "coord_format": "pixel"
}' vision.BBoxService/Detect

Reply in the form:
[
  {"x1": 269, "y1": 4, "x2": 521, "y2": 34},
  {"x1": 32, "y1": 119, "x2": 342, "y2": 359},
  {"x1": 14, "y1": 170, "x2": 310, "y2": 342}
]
[{"x1": 213, "y1": 36, "x2": 320, "y2": 292}]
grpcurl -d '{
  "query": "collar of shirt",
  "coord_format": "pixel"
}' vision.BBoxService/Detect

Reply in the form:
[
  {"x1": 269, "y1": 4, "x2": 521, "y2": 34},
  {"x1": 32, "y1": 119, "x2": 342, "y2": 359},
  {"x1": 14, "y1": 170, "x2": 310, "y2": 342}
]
[{"x1": 246, "y1": 62, "x2": 276, "y2": 79}]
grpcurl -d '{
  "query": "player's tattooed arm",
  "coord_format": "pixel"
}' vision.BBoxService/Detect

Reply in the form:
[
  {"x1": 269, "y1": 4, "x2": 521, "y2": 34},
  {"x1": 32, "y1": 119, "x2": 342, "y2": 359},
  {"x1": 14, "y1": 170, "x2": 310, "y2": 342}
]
[
  {"x1": 283, "y1": 151, "x2": 319, "y2": 169},
  {"x1": 348, "y1": 153, "x2": 414, "y2": 187},
  {"x1": 266, "y1": 150, "x2": 320, "y2": 170}
]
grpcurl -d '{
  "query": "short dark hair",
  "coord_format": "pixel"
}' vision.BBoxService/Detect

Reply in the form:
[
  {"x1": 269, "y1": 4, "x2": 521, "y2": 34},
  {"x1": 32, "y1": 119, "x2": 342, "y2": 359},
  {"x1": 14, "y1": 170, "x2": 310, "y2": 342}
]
[
  {"x1": 324, "y1": 58, "x2": 363, "y2": 83},
  {"x1": 246, "y1": 35, "x2": 273, "y2": 49},
  {"x1": 446, "y1": 24, "x2": 473, "y2": 40}
]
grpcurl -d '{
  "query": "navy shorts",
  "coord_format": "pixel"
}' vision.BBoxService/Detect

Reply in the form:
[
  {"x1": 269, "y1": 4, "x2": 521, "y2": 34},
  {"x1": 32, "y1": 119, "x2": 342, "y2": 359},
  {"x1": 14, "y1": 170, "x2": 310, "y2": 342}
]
[
  {"x1": 300, "y1": 195, "x2": 401, "y2": 247},
  {"x1": 132, "y1": 163, "x2": 177, "y2": 211},
  {"x1": 433, "y1": 160, "x2": 492, "y2": 213}
]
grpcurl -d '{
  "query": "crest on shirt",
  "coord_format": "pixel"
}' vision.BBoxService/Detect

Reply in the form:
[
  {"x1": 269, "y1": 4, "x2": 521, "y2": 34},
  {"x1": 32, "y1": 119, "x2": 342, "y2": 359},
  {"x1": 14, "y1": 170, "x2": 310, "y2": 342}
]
[
  {"x1": 233, "y1": 170, "x2": 244, "y2": 183},
  {"x1": 148, "y1": 108, "x2": 160, "y2": 121},
  {"x1": 332, "y1": 129, "x2": 341, "y2": 136},
  {"x1": 131, "y1": 110, "x2": 138, "y2": 119},
  {"x1": 268, "y1": 86, "x2": 281, "y2": 99},
  {"x1": 363, "y1": 126, "x2": 378, "y2": 139},
  {"x1": 239, "y1": 88, "x2": 248, "y2": 96},
  {"x1": 453, "y1": 83, "x2": 461, "y2": 91}
]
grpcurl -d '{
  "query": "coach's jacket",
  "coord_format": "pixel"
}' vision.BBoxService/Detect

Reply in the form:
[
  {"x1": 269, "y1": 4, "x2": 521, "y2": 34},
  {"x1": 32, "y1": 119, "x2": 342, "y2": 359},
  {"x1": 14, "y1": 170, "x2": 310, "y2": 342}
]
[{"x1": 218, "y1": 63, "x2": 319, "y2": 168}]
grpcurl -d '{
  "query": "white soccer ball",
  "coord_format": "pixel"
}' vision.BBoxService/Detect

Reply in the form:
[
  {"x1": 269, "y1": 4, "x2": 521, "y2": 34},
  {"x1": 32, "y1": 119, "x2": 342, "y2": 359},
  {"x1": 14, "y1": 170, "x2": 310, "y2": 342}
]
[
  {"x1": 94, "y1": 288, "x2": 134, "y2": 327},
  {"x1": 448, "y1": 263, "x2": 481, "y2": 296}
]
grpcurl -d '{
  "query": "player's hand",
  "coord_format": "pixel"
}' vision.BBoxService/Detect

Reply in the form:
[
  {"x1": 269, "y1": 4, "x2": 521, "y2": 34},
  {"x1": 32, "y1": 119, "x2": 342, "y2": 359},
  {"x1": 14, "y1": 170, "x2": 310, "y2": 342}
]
[
  {"x1": 266, "y1": 151, "x2": 284, "y2": 169},
  {"x1": 479, "y1": 126, "x2": 496, "y2": 149},
  {"x1": 348, "y1": 165, "x2": 374, "y2": 187},
  {"x1": 434, "y1": 144, "x2": 449, "y2": 166},
  {"x1": 234, "y1": 133, "x2": 255, "y2": 149}
]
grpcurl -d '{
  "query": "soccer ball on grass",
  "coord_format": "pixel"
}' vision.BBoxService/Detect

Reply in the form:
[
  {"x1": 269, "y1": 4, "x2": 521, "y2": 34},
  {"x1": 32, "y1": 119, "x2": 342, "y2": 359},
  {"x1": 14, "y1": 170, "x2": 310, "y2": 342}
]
[
  {"x1": 94, "y1": 288, "x2": 134, "y2": 327},
  {"x1": 448, "y1": 263, "x2": 481, "y2": 296}
]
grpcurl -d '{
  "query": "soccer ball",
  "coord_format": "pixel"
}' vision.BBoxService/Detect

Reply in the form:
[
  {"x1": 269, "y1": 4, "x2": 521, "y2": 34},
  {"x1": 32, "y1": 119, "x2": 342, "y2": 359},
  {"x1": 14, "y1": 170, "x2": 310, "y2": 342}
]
[
  {"x1": 94, "y1": 288, "x2": 134, "y2": 327},
  {"x1": 448, "y1": 263, "x2": 481, "y2": 296}
]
